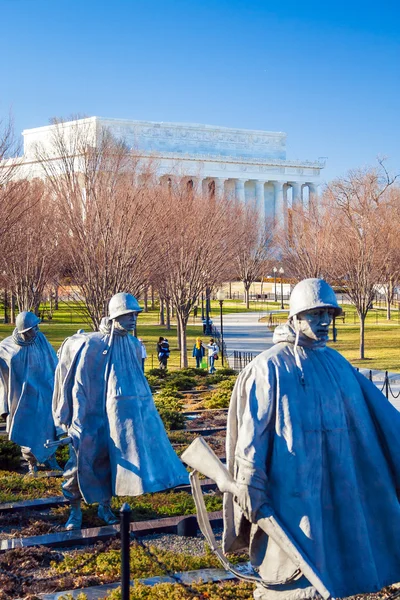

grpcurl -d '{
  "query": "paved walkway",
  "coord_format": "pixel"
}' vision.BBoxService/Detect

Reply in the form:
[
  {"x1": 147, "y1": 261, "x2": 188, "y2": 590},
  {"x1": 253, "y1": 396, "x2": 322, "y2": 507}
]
[
  {"x1": 219, "y1": 312, "x2": 400, "y2": 412},
  {"x1": 221, "y1": 311, "x2": 273, "y2": 359}
]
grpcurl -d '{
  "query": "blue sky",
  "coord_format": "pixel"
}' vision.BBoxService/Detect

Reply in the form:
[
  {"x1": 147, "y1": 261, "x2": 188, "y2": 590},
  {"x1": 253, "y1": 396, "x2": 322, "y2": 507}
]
[{"x1": 2, "y1": 0, "x2": 399, "y2": 182}]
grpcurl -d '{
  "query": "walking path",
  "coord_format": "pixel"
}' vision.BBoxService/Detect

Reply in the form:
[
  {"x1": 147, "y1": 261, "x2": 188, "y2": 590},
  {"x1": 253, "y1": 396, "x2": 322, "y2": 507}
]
[
  {"x1": 221, "y1": 311, "x2": 273, "y2": 358},
  {"x1": 219, "y1": 311, "x2": 400, "y2": 412}
]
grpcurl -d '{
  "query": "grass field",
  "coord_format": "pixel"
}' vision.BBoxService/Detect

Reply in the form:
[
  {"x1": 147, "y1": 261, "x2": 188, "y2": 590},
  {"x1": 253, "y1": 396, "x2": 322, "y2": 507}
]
[{"x1": 0, "y1": 298, "x2": 399, "y2": 372}]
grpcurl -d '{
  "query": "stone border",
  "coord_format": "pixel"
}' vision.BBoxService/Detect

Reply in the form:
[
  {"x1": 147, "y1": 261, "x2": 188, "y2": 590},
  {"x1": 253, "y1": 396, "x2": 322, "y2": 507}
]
[{"x1": 0, "y1": 511, "x2": 223, "y2": 552}]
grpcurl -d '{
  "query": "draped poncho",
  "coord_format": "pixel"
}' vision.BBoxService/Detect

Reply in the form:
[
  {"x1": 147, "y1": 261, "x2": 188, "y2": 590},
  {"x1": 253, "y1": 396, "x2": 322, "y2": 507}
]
[
  {"x1": 53, "y1": 328, "x2": 188, "y2": 504},
  {"x1": 223, "y1": 325, "x2": 400, "y2": 598},
  {"x1": 0, "y1": 330, "x2": 58, "y2": 463}
]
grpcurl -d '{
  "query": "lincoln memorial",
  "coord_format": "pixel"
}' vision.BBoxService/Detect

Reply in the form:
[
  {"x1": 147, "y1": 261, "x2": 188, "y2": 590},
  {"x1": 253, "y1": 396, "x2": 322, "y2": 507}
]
[{"x1": 18, "y1": 116, "x2": 325, "y2": 224}]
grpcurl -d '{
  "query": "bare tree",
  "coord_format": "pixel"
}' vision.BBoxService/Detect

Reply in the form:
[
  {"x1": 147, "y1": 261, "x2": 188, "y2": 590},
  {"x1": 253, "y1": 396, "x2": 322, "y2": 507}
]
[
  {"x1": 233, "y1": 202, "x2": 275, "y2": 308},
  {"x1": 153, "y1": 182, "x2": 236, "y2": 367},
  {"x1": 324, "y1": 163, "x2": 398, "y2": 359},
  {"x1": 278, "y1": 201, "x2": 331, "y2": 280},
  {"x1": 0, "y1": 180, "x2": 62, "y2": 313},
  {"x1": 378, "y1": 186, "x2": 400, "y2": 319},
  {"x1": 0, "y1": 113, "x2": 36, "y2": 239},
  {"x1": 35, "y1": 117, "x2": 160, "y2": 328}
]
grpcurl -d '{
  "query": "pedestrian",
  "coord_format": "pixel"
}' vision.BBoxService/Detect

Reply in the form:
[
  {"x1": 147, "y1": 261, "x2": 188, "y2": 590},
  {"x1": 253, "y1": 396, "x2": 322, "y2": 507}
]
[
  {"x1": 138, "y1": 338, "x2": 147, "y2": 372},
  {"x1": 53, "y1": 293, "x2": 188, "y2": 530},
  {"x1": 192, "y1": 337, "x2": 205, "y2": 368},
  {"x1": 157, "y1": 336, "x2": 170, "y2": 370},
  {"x1": 0, "y1": 312, "x2": 62, "y2": 476},
  {"x1": 223, "y1": 278, "x2": 400, "y2": 599},
  {"x1": 206, "y1": 338, "x2": 219, "y2": 374},
  {"x1": 193, "y1": 305, "x2": 198, "y2": 319}
]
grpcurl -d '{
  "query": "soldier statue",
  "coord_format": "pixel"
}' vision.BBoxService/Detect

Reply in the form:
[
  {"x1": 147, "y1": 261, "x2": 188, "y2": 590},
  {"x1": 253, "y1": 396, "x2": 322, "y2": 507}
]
[
  {"x1": 224, "y1": 278, "x2": 400, "y2": 599},
  {"x1": 0, "y1": 311, "x2": 61, "y2": 475},
  {"x1": 53, "y1": 292, "x2": 188, "y2": 530}
]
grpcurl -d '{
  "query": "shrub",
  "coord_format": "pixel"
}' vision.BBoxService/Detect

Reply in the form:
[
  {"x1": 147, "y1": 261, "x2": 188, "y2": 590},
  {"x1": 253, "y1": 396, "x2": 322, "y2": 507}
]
[
  {"x1": 216, "y1": 377, "x2": 236, "y2": 392},
  {"x1": 179, "y1": 368, "x2": 208, "y2": 378},
  {"x1": 161, "y1": 374, "x2": 196, "y2": 391},
  {"x1": 147, "y1": 368, "x2": 169, "y2": 379},
  {"x1": 157, "y1": 386, "x2": 184, "y2": 400},
  {"x1": 105, "y1": 581, "x2": 255, "y2": 599},
  {"x1": 206, "y1": 369, "x2": 237, "y2": 385},
  {"x1": 204, "y1": 379, "x2": 236, "y2": 409},
  {"x1": 204, "y1": 390, "x2": 231, "y2": 409},
  {"x1": 218, "y1": 367, "x2": 236, "y2": 376},
  {"x1": 0, "y1": 439, "x2": 21, "y2": 470},
  {"x1": 155, "y1": 394, "x2": 184, "y2": 412},
  {"x1": 154, "y1": 395, "x2": 185, "y2": 430},
  {"x1": 146, "y1": 375, "x2": 160, "y2": 389},
  {"x1": 55, "y1": 443, "x2": 70, "y2": 468}
]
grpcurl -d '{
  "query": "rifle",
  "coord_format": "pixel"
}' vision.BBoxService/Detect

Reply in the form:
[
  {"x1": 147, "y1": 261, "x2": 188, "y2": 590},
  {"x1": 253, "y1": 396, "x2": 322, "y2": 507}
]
[
  {"x1": 44, "y1": 436, "x2": 72, "y2": 449},
  {"x1": 181, "y1": 437, "x2": 334, "y2": 600}
]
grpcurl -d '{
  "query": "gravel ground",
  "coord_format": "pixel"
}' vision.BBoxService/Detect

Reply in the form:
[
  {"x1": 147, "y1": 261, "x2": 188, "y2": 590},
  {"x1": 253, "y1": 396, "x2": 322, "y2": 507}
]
[{"x1": 141, "y1": 529, "x2": 224, "y2": 557}]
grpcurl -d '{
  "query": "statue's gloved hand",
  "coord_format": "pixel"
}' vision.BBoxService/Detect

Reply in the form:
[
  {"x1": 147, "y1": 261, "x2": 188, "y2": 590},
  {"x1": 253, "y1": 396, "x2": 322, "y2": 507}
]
[
  {"x1": 234, "y1": 484, "x2": 271, "y2": 523},
  {"x1": 234, "y1": 456, "x2": 271, "y2": 523}
]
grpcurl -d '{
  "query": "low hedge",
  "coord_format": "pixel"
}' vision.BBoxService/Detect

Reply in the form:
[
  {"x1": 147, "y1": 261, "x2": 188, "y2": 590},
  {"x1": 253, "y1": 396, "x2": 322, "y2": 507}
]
[{"x1": 0, "y1": 439, "x2": 21, "y2": 471}]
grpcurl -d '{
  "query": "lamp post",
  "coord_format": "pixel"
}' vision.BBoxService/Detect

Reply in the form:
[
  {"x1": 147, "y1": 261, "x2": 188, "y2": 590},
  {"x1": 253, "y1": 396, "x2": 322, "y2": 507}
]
[
  {"x1": 216, "y1": 290, "x2": 225, "y2": 366},
  {"x1": 273, "y1": 267, "x2": 278, "y2": 302},
  {"x1": 279, "y1": 267, "x2": 284, "y2": 309}
]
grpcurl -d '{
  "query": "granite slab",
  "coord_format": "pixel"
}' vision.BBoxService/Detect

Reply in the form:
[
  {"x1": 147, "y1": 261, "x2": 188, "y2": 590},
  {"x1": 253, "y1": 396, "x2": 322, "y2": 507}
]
[
  {"x1": 0, "y1": 511, "x2": 223, "y2": 552},
  {"x1": 35, "y1": 567, "x2": 235, "y2": 599}
]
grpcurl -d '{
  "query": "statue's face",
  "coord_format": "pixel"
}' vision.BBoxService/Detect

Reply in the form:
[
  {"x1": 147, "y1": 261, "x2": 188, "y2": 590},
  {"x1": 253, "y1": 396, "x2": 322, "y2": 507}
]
[
  {"x1": 295, "y1": 308, "x2": 334, "y2": 343},
  {"x1": 115, "y1": 312, "x2": 138, "y2": 331},
  {"x1": 21, "y1": 326, "x2": 38, "y2": 342}
]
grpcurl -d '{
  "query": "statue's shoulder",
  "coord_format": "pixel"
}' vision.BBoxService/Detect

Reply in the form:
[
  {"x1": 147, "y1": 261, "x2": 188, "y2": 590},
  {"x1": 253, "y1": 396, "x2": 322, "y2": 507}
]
[
  {"x1": 237, "y1": 343, "x2": 291, "y2": 382},
  {"x1": 58, "y1": 331, "x2": 104, "y2": 361},
  {"x1": 0, "y1": 336, "x2": 19, "y2": 360}
]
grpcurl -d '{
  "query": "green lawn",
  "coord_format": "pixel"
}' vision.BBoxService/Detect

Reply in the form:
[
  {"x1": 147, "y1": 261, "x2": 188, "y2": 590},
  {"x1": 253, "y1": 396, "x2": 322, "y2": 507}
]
[{"x1": 0, "y1": 299, "x2": 399, "y2": 372}]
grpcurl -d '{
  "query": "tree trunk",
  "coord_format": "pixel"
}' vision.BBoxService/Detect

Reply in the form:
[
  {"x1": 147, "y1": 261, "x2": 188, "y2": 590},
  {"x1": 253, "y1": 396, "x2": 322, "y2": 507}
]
[
  {"x1": 143, "y1": 287, "x2": 148, "y2": 313},
  {"x1": 244, "y1": 284, "x2": 250, "y2": 309},
  {"x1": 166, "y1": 301, "x2": 171, "y2": 330},
  {"x1": 159, "y1": 298, "x2": 165, "y2": 326},
  {"x1": 387, "y1": 279, "x2": 393, "y2": 320},
  {"x1": 3, "y1": 290, "x2": 8, "y2": 324},
  {"x1": 54, "y1": 286, "x2": 59, "y2": 310},
  {"x1": 10, "y1": 294, "x2": 16, "y2": 324},
  {"x1": 150, "y1": 285, "x2": 155, "y2": 310},
  {"x1": 177, "y1": 312, "x2": 188, "y2": 368},
  {"x1": 229, "y1": 282, "x2": 232, "y2": 300},
  {"x1": 176, "y1": 314, "x2": 181, "y2": 351},
  {"x1": 359, "y1": 313, "x2": 365, "y2": 360}
]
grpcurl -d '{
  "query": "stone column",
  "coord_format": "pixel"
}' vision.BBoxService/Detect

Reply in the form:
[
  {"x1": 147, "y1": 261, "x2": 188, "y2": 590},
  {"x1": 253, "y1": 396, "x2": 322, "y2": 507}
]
[
  {"x1": 308, "y1": 183, "x2": 319, "y2": 206},
  {"x1": 235, "y1": 179, "x2": 246, "y2": 203},
  {"x1": 214, "y1": 178, "x2": 226, "y2": 199},
  {"x1": 255, "y1": 181, "x2": 266, "y2": 221},
  {"x1": 194, "y1": 178, "x2": 204, "y2": 194},
  {"x1": 291, "y1": 182, "x2": 302, "y2": 207},
  {"x1": 273, "y1": 181, "x2": 285, "y2": 227}
]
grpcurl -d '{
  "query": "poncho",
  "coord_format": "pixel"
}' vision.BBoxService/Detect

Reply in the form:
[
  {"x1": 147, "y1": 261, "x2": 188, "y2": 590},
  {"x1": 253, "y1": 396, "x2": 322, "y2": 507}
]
[
  {"x1": 0, "y1": 330, "x2": 58, "y2": 463},
  {"x1": 53, "y1": 328, "x2": 188, "y2": 504},
  {"x1": 223, "y1": 325, "x2": 400, "y2": 598}
]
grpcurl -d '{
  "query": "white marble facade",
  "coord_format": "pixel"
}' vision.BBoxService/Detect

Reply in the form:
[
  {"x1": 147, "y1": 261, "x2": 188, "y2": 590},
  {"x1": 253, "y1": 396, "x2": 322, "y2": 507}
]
[{"x1": 20, "y1": 117, "x2": 324, "y2": 224}]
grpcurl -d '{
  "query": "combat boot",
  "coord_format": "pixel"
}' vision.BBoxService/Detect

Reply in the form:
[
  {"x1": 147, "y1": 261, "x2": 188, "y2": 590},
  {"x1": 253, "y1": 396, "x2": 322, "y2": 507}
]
[
  {"x1": 27, "y1": 462, "x2": 38, "y2": 477},
  {"x1": 65, "y1": 501, "x2": 82, "y2": 530},
  {"x1": 98, "y1": 503, "x2": 118, "y2": 525}
]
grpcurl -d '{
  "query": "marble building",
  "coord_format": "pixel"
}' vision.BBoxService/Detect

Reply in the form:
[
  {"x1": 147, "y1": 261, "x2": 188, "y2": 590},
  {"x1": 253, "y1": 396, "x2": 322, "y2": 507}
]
[{"x1": 19, "y1": 116, "x2": 325, "y2": 224}]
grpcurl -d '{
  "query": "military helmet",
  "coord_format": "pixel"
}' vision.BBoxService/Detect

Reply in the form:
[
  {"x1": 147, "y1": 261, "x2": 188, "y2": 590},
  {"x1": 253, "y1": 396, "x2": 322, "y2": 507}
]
[
  {"x1": 108, "y1": 292, "x2": 143, "y2": 320},
  {"x1": 289, "y1": 278, "x2": 342, "y2": 319},
  {"x1": 15, "y1": 311, "x2": 41, "y2": 333}
]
